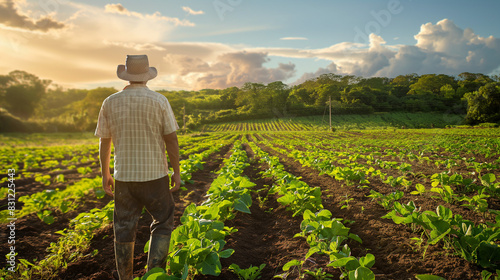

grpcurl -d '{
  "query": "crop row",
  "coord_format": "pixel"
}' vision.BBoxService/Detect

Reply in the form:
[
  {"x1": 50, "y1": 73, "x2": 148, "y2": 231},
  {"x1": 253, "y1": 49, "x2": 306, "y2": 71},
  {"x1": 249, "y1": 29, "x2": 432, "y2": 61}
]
[
  {"x1": 0, "y1": 200, "x2": 114, "y2": 279},
  {"x1": 248, "y1": 139, "x2": 378, "y2": 279},
  {"x1": 140, "y1": 140, "x2": 256, "y2": 279},
  {"x1": 204, "y1": 119, "x2": 314, "y2": 132},
  {"x1": 0, "y1": 176, "x2": 104, "y2": 224}
]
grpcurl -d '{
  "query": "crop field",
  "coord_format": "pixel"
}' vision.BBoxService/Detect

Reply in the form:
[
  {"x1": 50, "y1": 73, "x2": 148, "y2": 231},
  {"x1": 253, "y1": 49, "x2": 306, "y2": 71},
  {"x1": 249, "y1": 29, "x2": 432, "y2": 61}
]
[
  {"x1": 201, "y1": 112, "x2": 465, "y2": 132},
  {"x1": 1, "y1": 127, "x2": 499, "y2": 280}
]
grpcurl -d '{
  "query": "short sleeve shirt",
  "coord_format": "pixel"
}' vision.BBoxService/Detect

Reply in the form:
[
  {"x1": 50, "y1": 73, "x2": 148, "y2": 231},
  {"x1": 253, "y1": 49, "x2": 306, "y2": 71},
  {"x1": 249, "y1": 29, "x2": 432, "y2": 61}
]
[{"x1": 95, "y1": 85, "x2": 179, "y2": 182}]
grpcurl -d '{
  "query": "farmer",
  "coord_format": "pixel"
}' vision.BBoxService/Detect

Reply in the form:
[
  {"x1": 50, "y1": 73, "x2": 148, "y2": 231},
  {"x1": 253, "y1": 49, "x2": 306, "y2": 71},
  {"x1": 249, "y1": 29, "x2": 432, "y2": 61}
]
[{"x1": 95, "y1": 54, "x2": 180, "y2": 280}]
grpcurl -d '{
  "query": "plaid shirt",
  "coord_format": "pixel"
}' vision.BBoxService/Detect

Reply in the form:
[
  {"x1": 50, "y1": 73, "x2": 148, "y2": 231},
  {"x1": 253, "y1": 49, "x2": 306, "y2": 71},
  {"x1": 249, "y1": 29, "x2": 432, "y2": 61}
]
[{"x1": 95, "y1": 84, "x2": 179, "y2": 182}]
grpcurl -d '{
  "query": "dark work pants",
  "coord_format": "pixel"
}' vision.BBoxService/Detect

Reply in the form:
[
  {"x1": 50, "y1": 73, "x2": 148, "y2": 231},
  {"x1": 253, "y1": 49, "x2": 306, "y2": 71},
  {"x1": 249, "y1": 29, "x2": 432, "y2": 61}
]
[{"x1": 114, "y1": 176, "x2": 175, "y2": 242}]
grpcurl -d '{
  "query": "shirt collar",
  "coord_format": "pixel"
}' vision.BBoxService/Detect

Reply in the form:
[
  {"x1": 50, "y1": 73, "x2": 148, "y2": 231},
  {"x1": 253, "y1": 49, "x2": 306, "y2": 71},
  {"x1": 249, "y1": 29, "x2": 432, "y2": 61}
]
[{"x1": 124, "y1": 84, "x2": 148, "y2": 90}]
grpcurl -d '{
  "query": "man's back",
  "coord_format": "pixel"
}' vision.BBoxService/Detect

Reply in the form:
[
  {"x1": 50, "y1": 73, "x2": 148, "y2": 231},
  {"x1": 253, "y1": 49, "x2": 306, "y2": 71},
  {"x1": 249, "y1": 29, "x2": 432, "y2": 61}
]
[{"x1": 95, "y1": 84, "x2": 178, "y2": 182}]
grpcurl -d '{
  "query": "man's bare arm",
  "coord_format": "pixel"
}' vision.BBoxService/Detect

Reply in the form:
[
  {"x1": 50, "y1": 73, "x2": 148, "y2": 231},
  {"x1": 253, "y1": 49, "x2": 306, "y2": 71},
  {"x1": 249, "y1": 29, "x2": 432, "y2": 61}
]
[
  {"x1": 164, "y1": 131, "x2": 181, "y2": 192},
  {"x1": 99, "y1": 137, "x2": 114, "y2": 197}
]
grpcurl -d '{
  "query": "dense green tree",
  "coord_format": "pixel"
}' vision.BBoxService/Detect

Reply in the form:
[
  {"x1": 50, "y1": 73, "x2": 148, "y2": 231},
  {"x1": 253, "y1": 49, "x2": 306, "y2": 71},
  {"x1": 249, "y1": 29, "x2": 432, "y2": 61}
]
[
  {"x1": 0, "y1": 70, "x2": 51, "y2": 118},
  {"x1": 265, "y1": 81, "x2": 290, "y2": 117},
  {"x1": 237, "y1": 82, "x2": 266, "y2": 113},
  {"x1": 289, "y1": 87, "x2": 315, "y2": 105},
  {"x1": 37, "y1": 86, "x2": 88, "y2": 118},
  {"x1": 464, "y1": 83, "x2": 500, "y2": 124},
  {"x1": 219, "y1": 86, "x2": 239, "y2": 109},
  {"x1": 457, "y1": 72, "x2": 493, "y2": 97},
  {"x1": 440, "y1": 84, "x2": 457, "y2": 99},
  {"x1": 409, "y1": 74, "x2": 457, "y2": 95},
  {"x1": 358, "y1": 77, "x2": 391, "y2": 90},
  {"x1": 391, "y1": 73, "x2": 419, "y2": 86},
  {"x1": 315, "y1": 73, "x2": 344, "y2": 85},
  {"x1": 343, "y1": 86, "x2": 376, "y2": 107},
  {"x1": 314, "y1": 84, "x2": 342, "y2": 106},
  {"x1": 4, "y1": 69, "x2": 500, "y2": 131}
]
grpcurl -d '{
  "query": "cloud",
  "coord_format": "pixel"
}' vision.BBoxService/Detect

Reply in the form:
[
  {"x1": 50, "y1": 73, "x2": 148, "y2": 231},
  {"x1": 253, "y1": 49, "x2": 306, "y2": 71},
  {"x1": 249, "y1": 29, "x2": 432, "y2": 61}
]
[
  {"x1": 0, "y1": 2, "x2": 202, "y2": 88},
  {"x1": 182, "y1": 6, "x2": 204, "y2": 16},
  {"x1": 280, "y1": 37, "x2": 308, "y2": 41},
  {"x1": 104, "y1": 3, "x2": 195, "y2": 26},
  {"x1": 287, "y1": 19, "x2": 500, "y2": 82},
  {"x1": 293, "y1": 63, "x2": 342, "y2": 85},
  {"x1": 0, "y1": 0, "x2": 65, "y2": 32},
  {"x1": 166, "y1": 51, "x2": 296, "y2": 89},
  {"x1": 376, "y1": 19, "x2": 500, "y2": 77}
]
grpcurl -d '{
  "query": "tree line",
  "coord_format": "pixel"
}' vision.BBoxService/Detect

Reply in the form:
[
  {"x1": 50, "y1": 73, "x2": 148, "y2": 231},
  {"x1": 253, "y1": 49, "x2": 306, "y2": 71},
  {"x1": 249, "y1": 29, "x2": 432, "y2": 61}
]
[{"x1": 0, "y1": 70, "x2": 499, "y2": 132}]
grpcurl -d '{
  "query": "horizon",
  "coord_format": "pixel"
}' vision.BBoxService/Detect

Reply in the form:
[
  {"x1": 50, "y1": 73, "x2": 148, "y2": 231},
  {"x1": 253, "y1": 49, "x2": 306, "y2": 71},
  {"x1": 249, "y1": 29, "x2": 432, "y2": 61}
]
[{"x1": 1, "y1": 0, "x2": 500, "y2": 91}]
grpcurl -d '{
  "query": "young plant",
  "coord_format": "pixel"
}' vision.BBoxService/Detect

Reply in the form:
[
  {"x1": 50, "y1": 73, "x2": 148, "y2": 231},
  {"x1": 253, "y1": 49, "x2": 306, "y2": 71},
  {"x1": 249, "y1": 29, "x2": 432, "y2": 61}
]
[
  {"x1": 367, "y1": 190, "x2": 404, "y2": 210},
  {"x1": 229, "y1": 263, "x2": 266, "y2": 280},
  {"x1": 328, "y1": 253, "x2": 376, "y2": 280},
  {"x1": 410, "y1": 184, "x2": 426, "y2": 196},
  {"x1": 340, "y1": 194, "x2": 353, "y2": 210},
  {"x1": 430, "y1": 184, "x2": 457, "y2": 204}
]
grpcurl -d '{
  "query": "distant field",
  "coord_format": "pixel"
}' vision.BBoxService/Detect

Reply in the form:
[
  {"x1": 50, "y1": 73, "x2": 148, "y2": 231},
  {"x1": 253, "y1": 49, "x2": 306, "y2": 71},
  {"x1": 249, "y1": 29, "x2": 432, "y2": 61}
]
[{"x1": 201, "y1": 112, "x2": 465, "y2": 132}]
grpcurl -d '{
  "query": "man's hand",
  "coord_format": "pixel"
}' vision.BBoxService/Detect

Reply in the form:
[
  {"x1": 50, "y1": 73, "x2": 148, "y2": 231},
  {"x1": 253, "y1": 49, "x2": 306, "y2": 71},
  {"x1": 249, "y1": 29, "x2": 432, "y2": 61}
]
[
  {"x1": 170, "y1": 172, "x2": 181, "y2": 192},
  {"x1": 102, "y1": 173, "x2": 115, "y2": 197}
]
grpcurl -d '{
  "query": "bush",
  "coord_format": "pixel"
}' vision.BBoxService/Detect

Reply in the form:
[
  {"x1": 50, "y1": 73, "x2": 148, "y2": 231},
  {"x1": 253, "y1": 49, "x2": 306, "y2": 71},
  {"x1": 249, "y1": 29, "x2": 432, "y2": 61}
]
[{"x1": 0, "y1": 108, "x2": 33, "y2": 132}]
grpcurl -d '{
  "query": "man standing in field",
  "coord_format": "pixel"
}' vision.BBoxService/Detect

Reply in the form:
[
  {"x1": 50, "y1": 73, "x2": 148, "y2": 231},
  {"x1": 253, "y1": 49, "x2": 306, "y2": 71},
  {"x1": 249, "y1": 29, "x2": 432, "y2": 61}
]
[{"x1": 95, "y1": 54, "x2": 180, "y2": 280}]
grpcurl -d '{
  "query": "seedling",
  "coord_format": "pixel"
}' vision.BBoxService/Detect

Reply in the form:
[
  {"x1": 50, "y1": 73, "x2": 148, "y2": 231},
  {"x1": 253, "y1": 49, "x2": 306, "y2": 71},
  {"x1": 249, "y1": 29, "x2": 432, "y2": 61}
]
[
  {"x1": 229, "y1": 263, "x2": 266, "y2": 280},
  {"x1": 340, "y1": 194, "x2": 353, "y2": 210}
]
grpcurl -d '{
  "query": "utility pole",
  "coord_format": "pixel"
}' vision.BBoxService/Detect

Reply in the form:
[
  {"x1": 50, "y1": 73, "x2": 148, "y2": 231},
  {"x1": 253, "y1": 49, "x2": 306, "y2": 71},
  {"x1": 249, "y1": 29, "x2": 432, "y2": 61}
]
[{"x1": 329, "y1": 96, "x2": 332, "y2": 131}]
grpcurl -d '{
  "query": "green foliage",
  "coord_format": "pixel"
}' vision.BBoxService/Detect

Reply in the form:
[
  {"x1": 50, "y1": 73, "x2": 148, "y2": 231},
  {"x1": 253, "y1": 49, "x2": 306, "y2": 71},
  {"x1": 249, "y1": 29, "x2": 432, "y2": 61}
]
[
  {"x1": 367, "y1": 190, "x2": 404, "y2": 210},
  {"x1": 329, "y1": 253, "x2": 376, "y2": 280},
  {"x1": 0, "y1": 177, "x2": 103, "y2": 223},
  {"x1": 9, "y1": 201, "x2": 114, "y2": 279},
  {"x1": 0, "y1": 70, "x2": 51, "y2": 119},
  {"x1": 168, "y1": 203, "x2": 236, "y2": 277},
  {"x1": 465, "y1": 83, "x2": 500, "y2": 125},
  {"x1": 384, "y1": 202, "x2": 500, "y2": 269},
  {"x1": 229, "y1": 263, "x2": 266, "y2": 280}
]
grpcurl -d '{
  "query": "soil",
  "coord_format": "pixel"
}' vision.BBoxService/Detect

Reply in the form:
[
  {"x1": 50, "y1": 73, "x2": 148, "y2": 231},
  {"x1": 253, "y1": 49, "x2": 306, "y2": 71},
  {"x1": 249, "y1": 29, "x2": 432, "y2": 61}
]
[{"x1": 1, "y1": 132, "x2": 497, "y2": 280}]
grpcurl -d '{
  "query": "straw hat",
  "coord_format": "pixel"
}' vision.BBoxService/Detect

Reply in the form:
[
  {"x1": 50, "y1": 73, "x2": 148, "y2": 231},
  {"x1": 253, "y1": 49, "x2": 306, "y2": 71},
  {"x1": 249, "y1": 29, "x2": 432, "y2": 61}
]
[{"x1": 117, "y1": 55, "x2": 157, "y2": 81}]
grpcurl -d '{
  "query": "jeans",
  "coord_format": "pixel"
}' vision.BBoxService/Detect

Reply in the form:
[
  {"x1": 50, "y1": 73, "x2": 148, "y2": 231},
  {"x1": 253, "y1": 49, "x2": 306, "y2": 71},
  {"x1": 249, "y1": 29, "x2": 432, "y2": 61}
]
[{"x1": 113, "y1": 176, "x2": 175, "y2": 242}]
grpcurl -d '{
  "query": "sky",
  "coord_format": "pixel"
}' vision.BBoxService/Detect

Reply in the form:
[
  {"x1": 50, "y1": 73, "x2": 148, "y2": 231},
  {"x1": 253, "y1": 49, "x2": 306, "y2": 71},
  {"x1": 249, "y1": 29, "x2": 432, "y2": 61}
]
[{"x1": 1, "y1": 0, "x2": 500, "y2": 91}]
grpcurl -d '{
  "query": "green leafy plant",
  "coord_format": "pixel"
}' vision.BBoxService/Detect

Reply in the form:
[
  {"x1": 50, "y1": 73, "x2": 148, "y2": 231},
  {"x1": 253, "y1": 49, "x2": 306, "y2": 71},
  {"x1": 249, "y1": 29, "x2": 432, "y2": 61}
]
[
  {"x1": 229, "y1": 263, "x2": 266, "y2": 280},
  {"x1": 410, "y1": 184, "x2": 426, "y2": 195},
  {"x1": 480, "y1": 173, "x2": 499, "y2": 195},
  {"x1": 460, "y1": 193, "x2": 490, "y2": 213},
  {"x1": 340, "y1": 194, "x2": 353, "y2": 210},
  {"x1": 328, "y1": 253, "x2": 376, "y2": 280},
  {"x1": 430, "y1": 185, "x2": 456, "y2": 204},
  {"x1": 384, "y1": 202, "x2": 500, "y2": 270},
  {"x1": 77, "y1": 166, "x2": 92, "y2": 175},
  {"x1": 367, "y1": 190, "x2": 404, "y2": 210}
]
